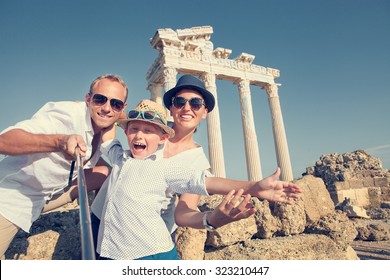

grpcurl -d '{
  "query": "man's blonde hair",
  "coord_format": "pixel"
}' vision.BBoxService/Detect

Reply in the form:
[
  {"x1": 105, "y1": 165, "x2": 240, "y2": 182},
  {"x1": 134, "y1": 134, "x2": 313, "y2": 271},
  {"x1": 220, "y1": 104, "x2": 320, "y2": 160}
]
[{"x1": 89, "y1": 74, "x2": 128, "y2": 100}]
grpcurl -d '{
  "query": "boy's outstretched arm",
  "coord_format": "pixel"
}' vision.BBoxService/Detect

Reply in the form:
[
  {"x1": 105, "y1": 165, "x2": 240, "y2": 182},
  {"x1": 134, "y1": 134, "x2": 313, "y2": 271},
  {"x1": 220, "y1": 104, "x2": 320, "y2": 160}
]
[{"x1": 205, "y1": 167, "x2": 302, "y2": 205}]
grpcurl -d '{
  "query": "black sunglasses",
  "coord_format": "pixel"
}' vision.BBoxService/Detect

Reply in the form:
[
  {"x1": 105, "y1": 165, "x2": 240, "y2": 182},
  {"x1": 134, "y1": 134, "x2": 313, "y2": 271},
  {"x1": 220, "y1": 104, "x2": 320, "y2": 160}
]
[
  {"x1": 89, "y1": 93, "x2": 125, "y2": 112},
  {"x1": 127, "y1": 110, "x2": 166, "y2": 125},
  {"x1": 171, "y1": 96, "x2": 205, "y2": 111}
]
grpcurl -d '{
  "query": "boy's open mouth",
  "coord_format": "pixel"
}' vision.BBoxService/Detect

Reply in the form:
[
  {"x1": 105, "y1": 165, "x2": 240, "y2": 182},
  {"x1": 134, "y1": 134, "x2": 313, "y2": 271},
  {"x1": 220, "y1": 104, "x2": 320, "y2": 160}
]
[{"x1": 133, "y1": 142, "x2": 146, "y2": 151}]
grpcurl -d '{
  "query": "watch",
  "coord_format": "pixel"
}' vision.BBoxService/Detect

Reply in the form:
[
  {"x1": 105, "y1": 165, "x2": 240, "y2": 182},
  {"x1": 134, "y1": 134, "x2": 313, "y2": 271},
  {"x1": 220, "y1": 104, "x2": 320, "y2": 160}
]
[{"x1": 202, "y1": 211, "x2": 217, "y2": 232}]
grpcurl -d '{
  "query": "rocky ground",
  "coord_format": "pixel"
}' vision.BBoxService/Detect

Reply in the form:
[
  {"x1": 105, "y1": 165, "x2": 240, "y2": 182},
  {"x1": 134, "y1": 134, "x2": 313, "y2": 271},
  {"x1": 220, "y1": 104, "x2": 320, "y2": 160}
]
[
  {"x1": 5, "y1": 202, "x2": 390, "y2": 260},
  {"x1": 4, "y1": 150, "x2": 390, "y2": 260},
  {"x1": 351, "y1": 240, "x2": 390, "y2": 260}
]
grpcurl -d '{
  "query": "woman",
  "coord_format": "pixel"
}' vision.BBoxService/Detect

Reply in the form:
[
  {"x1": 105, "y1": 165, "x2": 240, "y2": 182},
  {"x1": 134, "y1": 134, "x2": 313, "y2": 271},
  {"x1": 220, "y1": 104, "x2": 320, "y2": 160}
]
[{"x1": 161, "y1": 75, "x2": 256, "y2": 238}]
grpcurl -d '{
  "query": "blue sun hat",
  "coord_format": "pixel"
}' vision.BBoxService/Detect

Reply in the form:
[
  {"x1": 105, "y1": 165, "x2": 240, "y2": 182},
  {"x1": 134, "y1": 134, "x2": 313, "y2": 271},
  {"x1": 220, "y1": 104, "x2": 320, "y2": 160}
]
[{"x1": 163, "y1": 75, "x2": 215, "y2": 112}]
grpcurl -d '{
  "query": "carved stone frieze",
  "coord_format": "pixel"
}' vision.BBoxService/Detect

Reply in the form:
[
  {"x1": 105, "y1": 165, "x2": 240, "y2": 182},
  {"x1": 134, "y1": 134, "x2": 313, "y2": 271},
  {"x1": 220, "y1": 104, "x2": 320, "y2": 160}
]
[{"x1": 147, "y1": 25, "x2": 280, "y2": 83}]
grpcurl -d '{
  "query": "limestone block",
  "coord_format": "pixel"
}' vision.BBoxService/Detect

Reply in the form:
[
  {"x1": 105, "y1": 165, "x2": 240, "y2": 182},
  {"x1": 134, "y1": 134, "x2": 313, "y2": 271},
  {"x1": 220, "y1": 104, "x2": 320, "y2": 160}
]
[
  {"x1": 367, "y1": 208, "x2": 390, "y2": 220},
  {"x1": 380, "y1": 187, "x2": 390, "y2": 201},
  {"x1": 14, "y1": 230, "x2": 60, "y2": 260},
  {"x1": 204, "y1": 234, "x2": 359, "y2": 260},
  {"x1": 374, "y1": 177, "x2": 389, "y2": 187},
  {"x1": 353, "y1": 219, "x2": 390, "y2": 241},
  {"x1": 175, "y1": 226, "x2": 207, "y2": 260},
  {"x1": 294, "y1": 175, "x2": 334, "y2": 224},
  {"x1": 252, "y1": 199, "x2": 280, "y2": 239},
  {"x1": 273, "y1": 199, "x2": 306, "y2": 235},
  {"x1": 343, "y1": 204, "x2": 370, "y2": 219},
  {"x1": 6, "y1": 209, "x2": 82, "y2": 260},
  {"x1": 362, "y1": 177, "x2": 375, "y2": 188},
  {"x1": 305, "y1": 211, "x2": 357, "y2": 249},
  {"x1": 334, "y1": 181, "x2": 350, "y2": 191},
  {"x1": 368, "y1": 187, "x2": 381, "y2": 208},
  {"x1": 348, "y1": 179, "x2": 365, "y2": 189},
  {"x1": 205, "y1": 216, "x2": 257, "y2": 247},
  {"x1": 331, "y1": 188, "x2": 370, "y2": 207}
]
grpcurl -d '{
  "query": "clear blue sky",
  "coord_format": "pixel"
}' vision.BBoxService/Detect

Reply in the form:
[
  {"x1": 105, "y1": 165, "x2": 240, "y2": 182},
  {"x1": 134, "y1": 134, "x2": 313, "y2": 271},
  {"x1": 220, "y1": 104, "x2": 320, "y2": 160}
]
[{"x1": 1, "y1": 0, "x2": 389, "y2": 180}]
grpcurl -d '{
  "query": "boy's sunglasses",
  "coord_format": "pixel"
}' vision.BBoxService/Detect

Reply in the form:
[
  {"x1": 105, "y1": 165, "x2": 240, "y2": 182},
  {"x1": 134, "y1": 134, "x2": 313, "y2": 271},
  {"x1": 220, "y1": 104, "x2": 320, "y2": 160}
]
[
  {"x1": 127, "y1": 110, "x2": 166, "y2": 125},
  {"x1": 89, "y1": 93, "x2": 125, "y2": 112},
  {"x1": 171, "y1": 96, "x2": 205, "y2": 111}
]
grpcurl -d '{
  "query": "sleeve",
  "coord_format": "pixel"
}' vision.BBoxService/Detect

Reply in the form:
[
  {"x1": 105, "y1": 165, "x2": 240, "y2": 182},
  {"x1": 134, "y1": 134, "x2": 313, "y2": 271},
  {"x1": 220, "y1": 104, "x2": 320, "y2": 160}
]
[
  {"x1": 164, "y1": 161, "x2": 210, "y2": 196},
  {"x1": 3, "y1": 102, "x2": 81, "y2": 135},
  {"x1": 100, "y1": 139, "x2": 125, "y2": 166}
]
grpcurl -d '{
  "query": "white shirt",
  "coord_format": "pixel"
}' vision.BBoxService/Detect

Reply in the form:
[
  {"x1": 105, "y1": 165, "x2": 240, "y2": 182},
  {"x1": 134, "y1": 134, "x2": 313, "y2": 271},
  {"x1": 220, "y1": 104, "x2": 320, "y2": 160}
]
[
  {"x1": 160, "y1": 146, "x2": 211, "y2": 233},
  {"x1": 0, "y1": 101, "x2": 100, "y2": 232},
  {"x1": 97, "y1": 139, "x2": 209, "y2": 260},
  {"x1": 91, "y1": 144, "x2": 211, "y2": 234}
]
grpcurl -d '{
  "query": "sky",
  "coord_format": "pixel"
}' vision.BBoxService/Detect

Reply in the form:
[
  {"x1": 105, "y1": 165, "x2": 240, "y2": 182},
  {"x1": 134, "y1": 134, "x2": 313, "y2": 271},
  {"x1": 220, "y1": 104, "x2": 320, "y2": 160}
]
[{"x1": 1, "y1": 0, "x2": 389, "y2": 181}]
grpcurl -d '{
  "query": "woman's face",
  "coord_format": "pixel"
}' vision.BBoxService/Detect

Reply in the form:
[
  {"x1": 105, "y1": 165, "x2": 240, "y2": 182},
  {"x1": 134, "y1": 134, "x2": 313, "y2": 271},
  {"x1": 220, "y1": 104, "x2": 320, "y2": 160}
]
[{"x1": 170, "y1": 89, "x2": 208, "y2": 131}]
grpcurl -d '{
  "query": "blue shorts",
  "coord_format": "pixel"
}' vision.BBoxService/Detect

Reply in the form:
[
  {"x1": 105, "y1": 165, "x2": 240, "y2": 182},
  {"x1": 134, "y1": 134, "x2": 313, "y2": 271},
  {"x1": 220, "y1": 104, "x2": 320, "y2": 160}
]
[
  {"x1": 136, "y1": 247, "x2": 180, "y2": 260},
  {"x1": 99, "y1": 247, "x2": 180, "y2": 260}
]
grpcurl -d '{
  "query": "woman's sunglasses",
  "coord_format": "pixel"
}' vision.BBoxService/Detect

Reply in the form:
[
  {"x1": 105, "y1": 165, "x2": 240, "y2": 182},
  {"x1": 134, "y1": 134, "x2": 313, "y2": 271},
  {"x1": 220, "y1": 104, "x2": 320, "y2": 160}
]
[
  {"x1": 127, "y1": 110, "x2": 166, "y2": 125},
  {"x1": 171, "y1": 96, "x2": 205, "y2": 111},
  {"x1": 89, "y1": 93, "x2": 125, "y2": 112}
]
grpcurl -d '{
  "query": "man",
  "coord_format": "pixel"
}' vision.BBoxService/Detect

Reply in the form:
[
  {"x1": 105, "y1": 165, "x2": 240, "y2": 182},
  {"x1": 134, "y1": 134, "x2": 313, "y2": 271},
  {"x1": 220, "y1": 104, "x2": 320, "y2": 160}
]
[{"x1": 0, "y1": 74, "x2": 128, "y2": 259}]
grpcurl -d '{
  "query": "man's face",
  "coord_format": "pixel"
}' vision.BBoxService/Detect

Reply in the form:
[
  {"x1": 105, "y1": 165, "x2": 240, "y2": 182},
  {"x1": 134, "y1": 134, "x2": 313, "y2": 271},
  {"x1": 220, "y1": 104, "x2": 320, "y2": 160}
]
[
  {"x1": 86, "y1": 78, "x2": 127, "y2": 133},
  {"x1": 126, "y1": 120, "x2": 167, "y2": 159}
]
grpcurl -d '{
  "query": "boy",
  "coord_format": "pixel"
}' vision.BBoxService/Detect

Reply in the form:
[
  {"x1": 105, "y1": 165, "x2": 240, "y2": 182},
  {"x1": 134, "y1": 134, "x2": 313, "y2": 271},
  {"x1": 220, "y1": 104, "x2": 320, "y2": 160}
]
[{"x1": 97, "y1": 99, "x2": 301, "y2": 260}]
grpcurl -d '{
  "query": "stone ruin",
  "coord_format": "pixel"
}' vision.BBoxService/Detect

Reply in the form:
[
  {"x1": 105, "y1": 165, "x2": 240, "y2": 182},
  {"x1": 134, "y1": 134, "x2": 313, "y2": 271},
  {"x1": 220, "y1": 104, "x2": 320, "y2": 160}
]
[
  {"x1": 5, "y1": 150, "x2": 390, "y2": 260},
  {"x1": 175, "y1": 150, "x2": 390, "y2": 260},
  {"x1": 304, "y1": 150, "x2": 390, "y2": 209}
]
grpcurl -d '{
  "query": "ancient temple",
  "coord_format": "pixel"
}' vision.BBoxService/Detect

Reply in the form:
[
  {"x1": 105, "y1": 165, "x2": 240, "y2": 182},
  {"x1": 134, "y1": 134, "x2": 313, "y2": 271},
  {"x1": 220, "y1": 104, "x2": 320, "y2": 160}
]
[{"x1": 146, "y1": 26, "x2": 293, "y2": 181}]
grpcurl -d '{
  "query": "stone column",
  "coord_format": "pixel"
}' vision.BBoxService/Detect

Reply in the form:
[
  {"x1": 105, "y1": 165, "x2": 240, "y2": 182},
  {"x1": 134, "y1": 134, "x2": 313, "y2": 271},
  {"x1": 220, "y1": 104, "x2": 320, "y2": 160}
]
[
  {"x1": 200, "y1": 73, "x2": 226, "y2": 178},
  {"x1": 162, "y1": 67, "x2": 178, "y2": 122},
  {"x1": 148, "y1": 83, "x2": 163, "y2": 105},
  {"x1": 236, "y1": 79, "x2": 262, "y2": 181},
  {"x1": 264, "y1": 84, "x2": 293, "y2": 181}
]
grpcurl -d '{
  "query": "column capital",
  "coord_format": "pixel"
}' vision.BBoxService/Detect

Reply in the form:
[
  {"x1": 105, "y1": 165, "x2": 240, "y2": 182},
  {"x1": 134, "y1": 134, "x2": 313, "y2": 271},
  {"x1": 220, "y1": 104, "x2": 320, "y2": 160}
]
[
  {"x1": 163, "y1": 67, "x2": 178, "y2": 85},
  {"x1": 199, "y1": 72, "x2": 216, "y2": 89},
  {"x1": 235, "y1": 79, "x2": 250, "y2": 94},
  {"x1": 263, "y1": 83, "x2": 282, "y2": 97}
]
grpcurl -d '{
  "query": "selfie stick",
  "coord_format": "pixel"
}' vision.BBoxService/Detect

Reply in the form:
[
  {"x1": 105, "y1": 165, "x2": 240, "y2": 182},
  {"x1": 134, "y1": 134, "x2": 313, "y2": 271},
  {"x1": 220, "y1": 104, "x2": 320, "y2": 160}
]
[{"x1": 75, "y1": 147, "x2": 96, "y2": 260}]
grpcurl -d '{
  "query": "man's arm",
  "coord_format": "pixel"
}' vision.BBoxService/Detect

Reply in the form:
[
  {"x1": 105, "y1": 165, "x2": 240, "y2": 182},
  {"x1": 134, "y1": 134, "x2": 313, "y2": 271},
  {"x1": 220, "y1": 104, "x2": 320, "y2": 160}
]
[{"x1": 0, "y1": 128, "x2": 87, "y2": 159}]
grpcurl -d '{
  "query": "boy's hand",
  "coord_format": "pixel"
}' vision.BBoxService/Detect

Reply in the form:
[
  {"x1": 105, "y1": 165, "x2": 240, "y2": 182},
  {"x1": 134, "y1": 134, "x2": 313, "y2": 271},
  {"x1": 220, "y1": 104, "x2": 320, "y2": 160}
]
[{"x1": 250, "y1": 167, "x2": 302, "y2": 204}]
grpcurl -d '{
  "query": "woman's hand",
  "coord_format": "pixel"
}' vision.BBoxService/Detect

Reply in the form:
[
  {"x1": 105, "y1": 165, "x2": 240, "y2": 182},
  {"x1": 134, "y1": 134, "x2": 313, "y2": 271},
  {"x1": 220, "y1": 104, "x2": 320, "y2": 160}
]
[{"x1": 206, "y1": 189, "x2": 256, "y2": 229}]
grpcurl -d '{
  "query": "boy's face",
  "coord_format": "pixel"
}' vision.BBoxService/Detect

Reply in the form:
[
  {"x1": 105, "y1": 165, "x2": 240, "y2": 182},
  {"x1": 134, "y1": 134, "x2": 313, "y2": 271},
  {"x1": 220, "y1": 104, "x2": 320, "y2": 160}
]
[{"x1": 126, "y1": 120, "x2": 168, "y2": 159}]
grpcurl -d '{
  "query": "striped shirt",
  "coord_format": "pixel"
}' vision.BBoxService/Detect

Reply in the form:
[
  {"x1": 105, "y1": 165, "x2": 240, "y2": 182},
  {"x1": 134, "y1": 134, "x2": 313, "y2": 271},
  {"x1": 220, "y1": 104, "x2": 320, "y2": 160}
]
[{"x1": 97, "y1": 139, "x2": 209, "y2": 260}]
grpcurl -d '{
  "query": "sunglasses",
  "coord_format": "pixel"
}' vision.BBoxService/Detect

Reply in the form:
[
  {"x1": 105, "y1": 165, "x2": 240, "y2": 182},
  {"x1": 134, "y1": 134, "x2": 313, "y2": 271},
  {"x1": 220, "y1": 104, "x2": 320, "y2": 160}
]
[
  {"x1": 171, "y1": 96, "x2": 205, "y2": 111},
  {"x1": 89, "y1": 93, "x2": 125, "y2": 112},
  {"x1": 127, "y1": 110, "x2": 166, "y2": 125}
]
